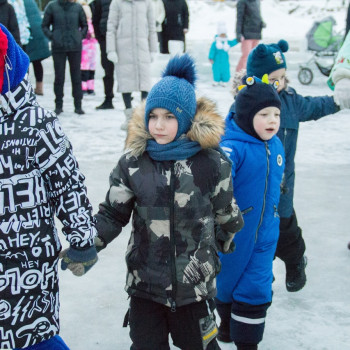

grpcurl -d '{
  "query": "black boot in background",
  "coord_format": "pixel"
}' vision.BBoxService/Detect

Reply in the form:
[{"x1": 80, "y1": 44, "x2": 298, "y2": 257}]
[
  {"x1": 74, "y1": 100, "x2": 85, "y2": 115},
  {"x1": 96, "y1": 98, "x2": 114, "y2": 110},
  {"x1": 236, "y1": 343, "x2": 258, "y2": 350},
  {"x1": 55, "y1": 101, "x2": 63, "y2": 115},
  {"x1": 285, "y1": 255, "x2": 307, "y2": 292},
  {"x1": 215, "y1": 298, "x2": 232, "y2": 343}
]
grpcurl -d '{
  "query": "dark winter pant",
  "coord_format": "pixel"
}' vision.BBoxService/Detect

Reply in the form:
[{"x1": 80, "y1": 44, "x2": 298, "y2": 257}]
[
  {"x1": 215, "y1": 298, "x2": 271, "y2": 346},
  {"x1": 52, "y1": 51, "x2": 82, "y2": 106},
  {"x1": 275, "y1": 209, "x2": 306, "y2": 265},
  {"x1": 122, "y1": 91, "x2": 148, "y2": 109},
  {"x1": 129, "y1": 296, "x2": 221, "y2": 350},
  {"x1": 32, "y1": 59, "x2": 44, "y2": 82},
  {"x1": 99, "y1": 39, "x2": 114, "y2": 100},
  {"x1": 14, "y1": 335, "x2": 70, "y2": 350}
]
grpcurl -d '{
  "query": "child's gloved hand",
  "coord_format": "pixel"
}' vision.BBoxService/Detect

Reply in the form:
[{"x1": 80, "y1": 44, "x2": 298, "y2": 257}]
[
  {"x1": 334, "y1": 78, "x2": 350, "y2": 109},
  {"x1": 107, "y1": 51, "x2": 118, "y2": 64},
  {"x1": 60, "y1": 246, "x2": 98, "y2": 276}
]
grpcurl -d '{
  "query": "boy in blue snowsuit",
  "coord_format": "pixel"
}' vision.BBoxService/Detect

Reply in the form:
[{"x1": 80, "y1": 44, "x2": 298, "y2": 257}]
[
  {"x1": 216, "y1": 77, "x2": 285, "y2": 350},
  {"x1": 208, "y1": 22, "x2": 238, "y2": 87},
  {"x1": 242, "y1": 40, "x2": 342, "y2": 293}
]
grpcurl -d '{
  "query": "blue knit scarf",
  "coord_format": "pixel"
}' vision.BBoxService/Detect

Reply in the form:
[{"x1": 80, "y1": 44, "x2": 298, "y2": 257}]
[{"x1": 146, "y1": 136, "x2": 201, "y2": 161}]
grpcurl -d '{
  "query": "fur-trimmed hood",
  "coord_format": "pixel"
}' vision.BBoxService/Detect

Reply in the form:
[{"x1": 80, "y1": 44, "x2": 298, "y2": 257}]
[
  {"x1": 125, "y1": 97, "x2": 225, "y2": 157},
  {"x1": 231, "y1": 69, "x2": 290, "y2": 98}
]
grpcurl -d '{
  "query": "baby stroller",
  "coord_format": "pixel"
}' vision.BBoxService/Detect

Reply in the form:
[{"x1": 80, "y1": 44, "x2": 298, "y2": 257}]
[{"x1": 298, "y1": 16, "x2": 343, "y2": 85}]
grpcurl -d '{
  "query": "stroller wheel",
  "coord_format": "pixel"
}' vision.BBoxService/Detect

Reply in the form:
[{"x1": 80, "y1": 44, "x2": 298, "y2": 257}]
[{"x1": 298, "y1": 67, "x2": 313, "y2": 85}]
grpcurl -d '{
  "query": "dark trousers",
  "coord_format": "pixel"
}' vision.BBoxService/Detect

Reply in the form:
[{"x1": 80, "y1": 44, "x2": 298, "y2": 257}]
[
  {"x1": 99, "y1": 39, "x2": 114, "y2": 100},
  {"x1": 275, "y1": 209, "x2": 306, "y2": 265},
  {"x1": 52, "y1": 51, "x2": 82, "y2": 106},
  {"x1": 129, "y1": 296, "x2": 221, "y2": 350},
  {"x1": 122, "y1": 91, "x2": 148, "y2": 109},
  {"x1": 32, "y1": 59, "x2": 43, "y2": 82},
  {"x1": 215, "y1": 298, "x2": 270, "y2": 346}
]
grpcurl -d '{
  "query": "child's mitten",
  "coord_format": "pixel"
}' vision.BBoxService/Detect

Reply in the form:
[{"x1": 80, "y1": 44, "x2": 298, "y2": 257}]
[
  {"x1": 60, "y1": 246, "x2": 98, "y2": 276},
  {"x1": 334, "y1": 78, "x2": 350, "y2": 109}
]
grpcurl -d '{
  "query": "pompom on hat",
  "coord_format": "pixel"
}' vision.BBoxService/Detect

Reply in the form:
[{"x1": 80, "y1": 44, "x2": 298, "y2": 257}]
[
  {"x1": 0, "y1": 23, "x2": 30, "y2": 94},
  {"x1": 145, "y1": 54, "x2": 197, "y2": 139},
  {"x1": 246, "y1": 39, "x2": 289, "y2": 79},
  {"x1": 234, "y1": 75, "x2": 281, "y2": 140}
]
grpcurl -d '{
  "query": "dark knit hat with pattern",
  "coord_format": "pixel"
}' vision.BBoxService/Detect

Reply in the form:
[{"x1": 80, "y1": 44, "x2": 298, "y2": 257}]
[
  {"x1": 234, "y1": 77, "x2": 281, "y2": 140},
  {"x1": 145, "y1": 54, "x2": 197, "y2": 139},
  {"x1": 247, "y1": 39, "x2": 289, "y2": 79}
]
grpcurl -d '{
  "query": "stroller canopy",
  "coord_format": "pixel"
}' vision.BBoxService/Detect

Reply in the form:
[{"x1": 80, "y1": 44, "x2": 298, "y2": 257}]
[{"x1": 306, "y1": 16, "x2": 341, "y2": 52}]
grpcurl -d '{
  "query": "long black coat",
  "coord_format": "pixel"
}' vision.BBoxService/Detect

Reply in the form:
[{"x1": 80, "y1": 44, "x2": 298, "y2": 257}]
[
  {"x1": 160, "y1": 0, "x2": 188, "y2": 53},
  {"x1": 0, "y1": 0, "x2": 20, "y2": 44},
  {"x1": 42, "y1": 0, "x2": 88, "y2": 52}
]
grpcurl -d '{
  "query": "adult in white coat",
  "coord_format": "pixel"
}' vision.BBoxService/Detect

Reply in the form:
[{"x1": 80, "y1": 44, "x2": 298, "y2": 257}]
[
  {"x1": 106, "y1": 0, "x2": 158, "y2": 130},
  {"x1": 152, "y1": 0, "x2": 165, "y2": 43}
]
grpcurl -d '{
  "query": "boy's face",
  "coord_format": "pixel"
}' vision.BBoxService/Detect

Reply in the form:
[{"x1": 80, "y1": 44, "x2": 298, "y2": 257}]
[
  {"x1": 148, "y1": 108, "x2": 178, "y2": 145},
  {"x1": 219, "y1": 33, "x2": 227, "y2": 38},
  {"x1": 253, "y1": 106, "x2": 280, "y2": 140},
  {"x1": 268, "y1": 68, "x2": 286, "y2": 93}
]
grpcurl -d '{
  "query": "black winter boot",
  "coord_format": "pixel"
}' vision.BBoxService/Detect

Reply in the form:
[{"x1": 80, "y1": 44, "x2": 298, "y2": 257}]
[
  {"x1": 236, "y1": 343, "x2": 258, "y2": 350},
  {"x1": 55, "y1": 102, "x2": 63, "y2": 115},
  {"x1": 286, "y1": 255, "x2": 307, "y2": 292},
  {"x1": 96, "y1": 98, "x2": 114, "y2": 110},
  {"x1": 74, "y1": 100, "x2": 85, "y2": 115}
]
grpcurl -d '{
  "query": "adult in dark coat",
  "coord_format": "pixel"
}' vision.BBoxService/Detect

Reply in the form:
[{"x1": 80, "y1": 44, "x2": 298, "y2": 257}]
[
  {"x1": 42, "y1": 0, "x2": 88, "y2": 115},
  {"x1": 23, "y1": 0, "x2": 51, "y2": 96},
  {"x1": 91, "y1": 0, "x2": 114, "y2": 109},
  {"x1": 235, "y1": 0, "x2": 264, "y2": 72},
  {"x1": 160, "y1": 0, "x2": 189, "y2": 54},
  {"x1": 0, "y1": 0, "x2": 20, "y2": 44}
]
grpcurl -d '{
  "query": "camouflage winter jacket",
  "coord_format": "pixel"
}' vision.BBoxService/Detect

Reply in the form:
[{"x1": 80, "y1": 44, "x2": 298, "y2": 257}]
[{"x1": 95, "y1": 98, "x2": 244, "y2": 309}]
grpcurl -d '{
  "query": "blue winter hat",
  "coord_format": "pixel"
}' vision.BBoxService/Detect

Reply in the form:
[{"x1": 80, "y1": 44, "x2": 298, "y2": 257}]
[
  {"x1": 246, "y1": 39, "x2": 289, "y2": 79},
  {"x1": 145, "y1": 54, "x2": 197, "y2": 139},
  {"x1": 0, "y1": 23, "x2": 30, "y2": 94},
  {"x1": 234, "y1": 76, "x2": 281, "y2": 140}
]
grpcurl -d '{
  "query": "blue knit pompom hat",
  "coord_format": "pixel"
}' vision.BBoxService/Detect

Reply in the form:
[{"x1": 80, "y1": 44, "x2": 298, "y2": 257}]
[
  {"x1": 0, "y1": 23, "x2": 30, "y2": 94},
  {"x1": 145, "y1": 54, "x2": 197, "y2": 139},
  {"x1": 246, "y1": 39, "x2": 289, "y2": 79}
]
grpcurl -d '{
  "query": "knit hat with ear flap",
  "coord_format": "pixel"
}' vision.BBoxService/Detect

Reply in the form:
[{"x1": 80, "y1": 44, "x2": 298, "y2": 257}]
[
  {"x1": 234, "y1": 76, "x2": 281, "y2": 140},
  {"x1": 0, "y1": 23, "x2": 30, "y2": 95},
  {"x1": 247, "y1": 39, "x2": 289, "y2": 79},
  {"x1": 145, "y1": 54, "x2": 197, "y2": 139}
]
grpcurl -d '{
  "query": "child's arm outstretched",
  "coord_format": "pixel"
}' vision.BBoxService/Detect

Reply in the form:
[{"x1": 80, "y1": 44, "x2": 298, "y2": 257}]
[
  {"x1": 94, "y1": 156, "x2": 136, "y2": 251},
  {"x1": 211, "y1": 156, "x2": 244, "y2": 253}
]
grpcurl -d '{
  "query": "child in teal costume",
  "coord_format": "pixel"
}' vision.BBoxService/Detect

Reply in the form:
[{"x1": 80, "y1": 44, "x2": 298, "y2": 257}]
[{"x1": 208, "y1": 22, "x2": 238, "y2": 86}]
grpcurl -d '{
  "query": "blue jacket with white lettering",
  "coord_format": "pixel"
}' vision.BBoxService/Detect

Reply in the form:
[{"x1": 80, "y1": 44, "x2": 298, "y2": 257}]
[{"x1": 216, "y1": 112, "x2": 285, "y2": 305}]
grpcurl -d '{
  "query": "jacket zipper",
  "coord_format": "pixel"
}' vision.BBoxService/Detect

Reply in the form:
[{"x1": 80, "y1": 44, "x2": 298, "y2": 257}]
[
  {"x1": 169, "y1": 162, "x2": 177, "y2": 312},
  {"x1": 255, "y1": 142, "x2": 270, "y2": 242}
]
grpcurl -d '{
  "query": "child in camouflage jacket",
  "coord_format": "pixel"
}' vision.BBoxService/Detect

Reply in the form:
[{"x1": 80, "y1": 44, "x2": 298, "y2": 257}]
[{"x1": 94, "y1": 54, "x2": 244, "y2": 350}]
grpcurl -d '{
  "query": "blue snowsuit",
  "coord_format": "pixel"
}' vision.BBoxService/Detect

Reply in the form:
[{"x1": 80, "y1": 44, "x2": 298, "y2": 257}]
[
  {"x1": 229, "y1": 87, "x2": 339, "y2": 265},
  {"x1": 208, "y1": 37, "x2": 238, "y2": 83},
  {"x1": 216, "y1": 112, "x2": 285, "y2": 345}
]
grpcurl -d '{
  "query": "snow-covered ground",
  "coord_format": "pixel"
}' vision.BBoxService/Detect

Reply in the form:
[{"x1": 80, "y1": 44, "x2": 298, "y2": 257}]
[{"x1": 28, "y1": 0, "x2": 350, "y2": 349}]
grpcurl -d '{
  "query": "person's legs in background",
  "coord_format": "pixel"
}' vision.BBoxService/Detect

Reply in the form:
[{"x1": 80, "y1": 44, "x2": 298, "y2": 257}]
[
  {"x1": 32, "y1": 59, "x2": 44, "y2": 95},
  {"x1": 52, "y1": 52, "x2": 67, "y2": 114},
  {"x1": 96, "y1": 39, "x2": 114, "y2": 109},
  {"x1": 236, "y1": 39, "x2": 259, "y2": 72},
  {"x1": 67, "y1": 51, "x2": 84, "y2": 115}
]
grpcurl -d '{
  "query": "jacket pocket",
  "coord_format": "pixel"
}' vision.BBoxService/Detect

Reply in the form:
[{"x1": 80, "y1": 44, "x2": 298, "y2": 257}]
[{"x1": 241, "y1": 206, "x2": 253, "y2": 215}]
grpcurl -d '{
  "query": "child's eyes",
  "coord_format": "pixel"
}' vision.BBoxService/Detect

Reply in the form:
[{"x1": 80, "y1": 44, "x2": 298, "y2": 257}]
[
  {"x1": 149, "y1": 114, "x2": 156, "y2": 119},
  {"x1": 166, "y1": 114, "x2": 176, "y2": 119}
]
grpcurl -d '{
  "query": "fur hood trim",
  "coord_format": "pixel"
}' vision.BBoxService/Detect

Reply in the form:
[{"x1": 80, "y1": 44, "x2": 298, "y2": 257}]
[
  {"x1": 231, "y1": 69, "x2": 289, "y2": 98},
  {"x1": 125, "y1": 97, "x2": 225, "y2": 157}
]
